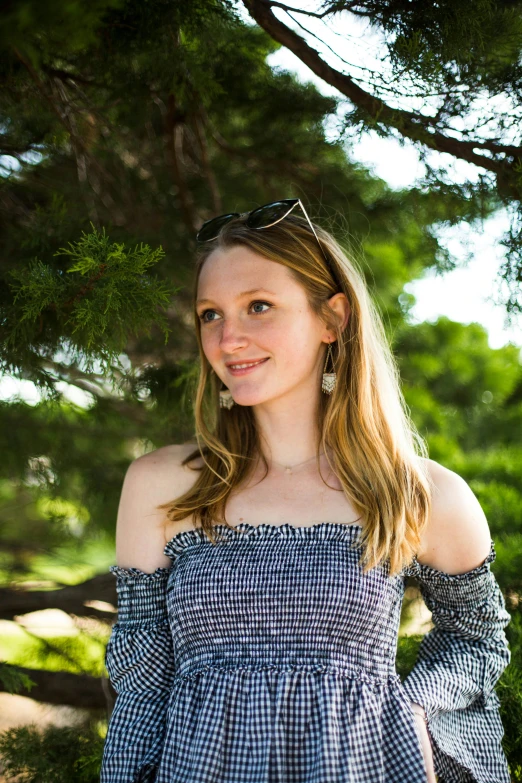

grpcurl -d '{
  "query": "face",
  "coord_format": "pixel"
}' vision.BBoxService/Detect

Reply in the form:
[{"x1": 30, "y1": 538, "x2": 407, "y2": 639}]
[{"x1": 196, "y1": 245, "x2": 348, "y2": 408}]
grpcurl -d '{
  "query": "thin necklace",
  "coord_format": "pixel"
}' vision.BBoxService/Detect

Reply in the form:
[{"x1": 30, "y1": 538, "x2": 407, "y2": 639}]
[{"x1": 269, "y1": 451, "x2": 326, "y2": 475}]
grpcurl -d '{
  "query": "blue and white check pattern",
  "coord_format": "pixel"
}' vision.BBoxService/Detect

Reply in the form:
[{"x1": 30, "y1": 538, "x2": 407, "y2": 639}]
[
  {"x1": 100, "y1": 522, "x2": 511, "y2": 783},
  {"x1": 101, "y1": 565, "x2": 175, "y2": 783},
  {"x1": 402, "y1": 543, "x2": 512, "y2": 782}
]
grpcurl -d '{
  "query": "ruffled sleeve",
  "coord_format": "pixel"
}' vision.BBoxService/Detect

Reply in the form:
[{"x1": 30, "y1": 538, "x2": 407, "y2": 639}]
[
  {"x1": 100, "y1": 564, "x2": 175, "y2": 783},
  {"x1": 402, "y1": 539, "x2": 512, "y2": 783}
]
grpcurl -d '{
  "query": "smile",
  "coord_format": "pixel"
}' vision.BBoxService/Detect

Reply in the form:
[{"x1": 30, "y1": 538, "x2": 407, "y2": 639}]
[{"x1": 227, "y1": 358, "x2": 269, "y2": 375}]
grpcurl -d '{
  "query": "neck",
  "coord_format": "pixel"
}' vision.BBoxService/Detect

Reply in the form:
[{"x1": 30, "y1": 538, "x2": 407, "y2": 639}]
[{"x1": 252, "y1": 383, "x2": 325, "y2": 468}]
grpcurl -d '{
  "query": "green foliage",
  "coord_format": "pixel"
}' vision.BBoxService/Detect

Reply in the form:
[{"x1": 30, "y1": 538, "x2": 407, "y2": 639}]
[
  {"x1": 396, "y1": 633, "x2": 423, "y2": 680},
  {"x1": 2, "y1": 632, "x2": 110, "y2": 679},
  {"x1": 471, "y1": 479, "x2": 522, "y2": 536},
  {"x1": 130, "y1": 356, "x2": 200, "y2": 423},
  {"x1": 448, "y1": 447, "x2": 522, "y2": 493},
  {"x1": 2, "y1": 225, "x2": 179, "y2": 389},
  {"x1": 395, "y1": 317, "x2": 522, "y2": 451},
  {"x1": 0, "y1": 663, "x2": 36, "y2": 695},
  {"x1": 377, "y1": 0, "x2": 522, "y2": 83},
  {"x1": 0, "y1": 720, "x2": 105, "y2": 783}
]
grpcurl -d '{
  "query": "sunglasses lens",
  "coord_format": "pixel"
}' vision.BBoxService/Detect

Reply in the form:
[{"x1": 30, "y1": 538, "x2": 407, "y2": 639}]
[
  {"x1": 196, "y1": 213, "x2": 238, "y2": 242},
  {"x1": 246, "y1": 201, "x2": 294, "y2": 229}
]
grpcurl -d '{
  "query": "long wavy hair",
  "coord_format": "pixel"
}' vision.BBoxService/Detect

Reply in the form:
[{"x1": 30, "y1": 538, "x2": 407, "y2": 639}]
[{"x1": 157, "y1": 210, "x2": 434, "y2": 577}]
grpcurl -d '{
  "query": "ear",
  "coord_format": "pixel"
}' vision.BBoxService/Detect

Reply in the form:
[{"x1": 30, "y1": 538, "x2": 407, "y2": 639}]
[{"x1": 325, "y1": 292, "x2": 350, "y2": 337}]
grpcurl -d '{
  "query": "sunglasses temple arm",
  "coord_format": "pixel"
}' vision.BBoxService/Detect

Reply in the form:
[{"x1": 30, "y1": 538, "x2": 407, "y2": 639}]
[{"x1": 298, "y1": 200, "x2": 331, "y2": 268}]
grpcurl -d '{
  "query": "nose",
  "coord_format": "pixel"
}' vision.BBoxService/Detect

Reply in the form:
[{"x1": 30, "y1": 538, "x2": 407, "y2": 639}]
[{"x1": 218, "y1": 315, "x2": 249, "y2": 352}]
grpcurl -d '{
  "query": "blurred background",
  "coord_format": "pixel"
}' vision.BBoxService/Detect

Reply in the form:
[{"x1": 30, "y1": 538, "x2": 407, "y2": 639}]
[{"x1": 1, "y1": 0, "x2": 521, "y2": 780}]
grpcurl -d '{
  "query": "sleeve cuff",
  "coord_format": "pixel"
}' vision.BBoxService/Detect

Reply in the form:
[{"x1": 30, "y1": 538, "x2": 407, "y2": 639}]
[{"x1": 109, "y1": 564, "x2": 173, "y2": 625}]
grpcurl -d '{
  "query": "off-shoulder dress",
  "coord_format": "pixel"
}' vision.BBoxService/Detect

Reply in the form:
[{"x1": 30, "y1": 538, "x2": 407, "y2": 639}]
[{"x1": 100, "y1": 521, "x2": 512, "y2": 783}]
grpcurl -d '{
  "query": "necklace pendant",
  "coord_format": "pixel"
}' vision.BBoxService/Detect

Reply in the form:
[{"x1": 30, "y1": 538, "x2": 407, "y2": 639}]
[{"x1": 285, "y1": 467, "x2": 292, "y2": 474}]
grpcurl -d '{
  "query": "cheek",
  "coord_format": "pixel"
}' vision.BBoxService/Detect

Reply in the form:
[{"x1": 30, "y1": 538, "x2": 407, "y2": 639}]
[
  {"x1": 261, "y1": 313, "x2": 307, "y2": 341},
  {"x1": 277, "y1": 328, "x2": 319, "y2": 369},
  {"x1": 200, "y1": 330, "x2": 219, "y2": 361}
]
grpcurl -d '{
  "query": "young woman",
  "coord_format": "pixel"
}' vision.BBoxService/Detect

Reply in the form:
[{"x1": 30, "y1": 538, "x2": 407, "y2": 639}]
[{"x1": 100, "y1": 199, "x2": 512, "y2": 783}]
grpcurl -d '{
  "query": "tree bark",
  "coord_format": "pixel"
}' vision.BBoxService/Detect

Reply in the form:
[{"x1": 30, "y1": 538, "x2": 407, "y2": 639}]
[
  {"x1": 1, "y1": 666, "x2": 115, "y2": 710},
  {"x1": 0, "y1": 574, "x2": 117, "y2": 622}
]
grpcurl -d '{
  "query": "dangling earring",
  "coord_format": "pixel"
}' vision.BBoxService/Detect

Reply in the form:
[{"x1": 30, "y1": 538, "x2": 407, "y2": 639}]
[
  {"x1": 322, "y1": 342, "x2": 337, "y2": 394},
  {"x1": 219, "y1": 386, "x2": 235, "y2": 409}
]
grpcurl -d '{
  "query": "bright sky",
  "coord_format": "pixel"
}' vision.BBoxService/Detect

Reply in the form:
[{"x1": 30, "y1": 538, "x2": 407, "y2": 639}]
[{"x1": 1, "y1": 3, "x2": 520, "y2": 408}]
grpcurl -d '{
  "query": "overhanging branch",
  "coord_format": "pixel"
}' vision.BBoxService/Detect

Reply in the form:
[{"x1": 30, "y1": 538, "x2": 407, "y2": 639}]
[{"x1": 242, "y1": 0, "x2": 522, "y2": 193}]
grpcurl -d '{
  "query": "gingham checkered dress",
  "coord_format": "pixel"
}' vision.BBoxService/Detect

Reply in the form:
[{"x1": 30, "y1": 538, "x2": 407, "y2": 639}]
[{"x1": 100, "y1": 522, "x2": 512, "y2": 783}]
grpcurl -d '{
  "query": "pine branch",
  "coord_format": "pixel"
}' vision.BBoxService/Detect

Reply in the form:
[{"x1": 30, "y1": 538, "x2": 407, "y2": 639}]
[{"x1": 2, "y1": 225, "x2": 179, "y2": 379}]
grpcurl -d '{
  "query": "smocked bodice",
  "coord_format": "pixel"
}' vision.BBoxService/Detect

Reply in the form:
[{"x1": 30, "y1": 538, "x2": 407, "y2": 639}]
[{"x1": 161, "y1": 522, "x2": 403, "y2": 683}]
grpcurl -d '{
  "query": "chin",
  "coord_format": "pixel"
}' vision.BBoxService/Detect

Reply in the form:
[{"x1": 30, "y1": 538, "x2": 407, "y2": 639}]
[
  {"x1": 229, "y1": 396, "x2": 260, "y2": 407},
  {"x1": 230, "y1": 392, "x2": 271, "y2": 407}
]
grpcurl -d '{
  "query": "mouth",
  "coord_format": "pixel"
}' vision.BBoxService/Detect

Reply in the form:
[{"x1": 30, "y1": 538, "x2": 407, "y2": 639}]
[{"x1": 226, "y1": 358, "x2": 269, "y2": 376}]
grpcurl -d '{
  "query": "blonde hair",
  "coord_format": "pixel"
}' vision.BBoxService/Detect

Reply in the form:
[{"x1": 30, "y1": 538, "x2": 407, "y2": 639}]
[{"x1": 158, "y1": 211, "x2": 434, "y2": 577}]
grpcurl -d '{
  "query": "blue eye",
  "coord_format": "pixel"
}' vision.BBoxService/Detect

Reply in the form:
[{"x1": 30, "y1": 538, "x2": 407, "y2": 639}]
[
  {"x1": 199, "y1": 310, "x2": 217, "y2": 323},
  {"x1": 199, "y1": 301, "x2": 272, "y2": 323},
  {"x1": 251, "y1": 302, "x2": 271, "y2": 314}
]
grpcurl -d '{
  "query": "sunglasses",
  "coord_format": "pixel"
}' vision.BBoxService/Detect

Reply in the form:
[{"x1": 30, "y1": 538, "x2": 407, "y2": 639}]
[{"x1": 196, "y1": 198, "x2": 339, "y2": 287}]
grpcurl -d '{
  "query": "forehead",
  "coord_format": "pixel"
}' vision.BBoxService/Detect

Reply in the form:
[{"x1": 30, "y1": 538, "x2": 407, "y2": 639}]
[{"x1": 197, "y1": 246, "x2": 298, "y2": 300}]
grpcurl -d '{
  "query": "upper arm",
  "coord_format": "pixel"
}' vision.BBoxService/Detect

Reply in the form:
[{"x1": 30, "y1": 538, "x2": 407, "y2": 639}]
[
  {"x1": 417, "y1": 458, "x2": 493, "y2": 575},
  {"x1": 115, "y1": 443, "x2": 200, "y2": 573}
]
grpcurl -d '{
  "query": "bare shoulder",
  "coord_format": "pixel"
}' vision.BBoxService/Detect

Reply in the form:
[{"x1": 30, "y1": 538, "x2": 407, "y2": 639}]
[
  {"x1": 130, "y1": 442, "x2": 204, "y2": 476},
  {"x1": 114, "y1": 442, "x2": 204, "y2": 573},
  {"x1": 416, "y1": 457, "x2": 493, "y2": 575}
]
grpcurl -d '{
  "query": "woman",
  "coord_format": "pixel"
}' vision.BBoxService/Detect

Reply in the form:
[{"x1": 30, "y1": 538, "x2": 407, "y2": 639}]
[{"x1": 100, "y1": 199, "x2": 512, "y2": 783}]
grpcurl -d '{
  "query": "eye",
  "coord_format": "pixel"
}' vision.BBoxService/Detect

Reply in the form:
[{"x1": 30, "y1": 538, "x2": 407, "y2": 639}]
[
  {"x1": 198, "y1": 309, "x2": 218, "y2": 324},
  {"x1": 198, "y1": 300, "x2": 272, "y2": 323},
  {"x1": 251, "y1": 301, "x2": 271, "y2": 314}
]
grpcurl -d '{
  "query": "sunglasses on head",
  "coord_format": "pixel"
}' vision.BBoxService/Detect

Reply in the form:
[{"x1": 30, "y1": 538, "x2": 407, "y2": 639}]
[{"x1": 196, "y1": 198, "x2": 339, "y2": 288}]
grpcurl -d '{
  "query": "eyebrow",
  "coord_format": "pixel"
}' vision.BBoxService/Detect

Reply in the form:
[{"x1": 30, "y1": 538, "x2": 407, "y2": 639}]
[{"x1": 196, "y1": 288, "x2": 278, "y2": 306}]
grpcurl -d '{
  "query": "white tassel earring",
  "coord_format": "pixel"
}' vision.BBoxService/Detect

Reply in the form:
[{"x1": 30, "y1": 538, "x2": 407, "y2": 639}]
[
  {"x1": 321, "y1": 342, "x2": 337, "y2": 394},
  {"x1": 219, "y1": 387, "x2": 235, "y2": 409}
]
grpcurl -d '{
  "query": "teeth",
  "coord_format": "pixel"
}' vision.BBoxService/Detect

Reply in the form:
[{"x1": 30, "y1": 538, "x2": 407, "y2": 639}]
[{"x1": 229, "y1": 359, "x2": 266, "y2": 369}]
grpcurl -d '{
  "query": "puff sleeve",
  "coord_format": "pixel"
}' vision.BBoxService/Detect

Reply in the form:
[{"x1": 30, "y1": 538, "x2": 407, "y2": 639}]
[
  {"x1": 402, "y1": 539, "x2": 512, "y2": 783},
  {"x1": 100, "y1": 564, "x2": 176, "y2": 783}
]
